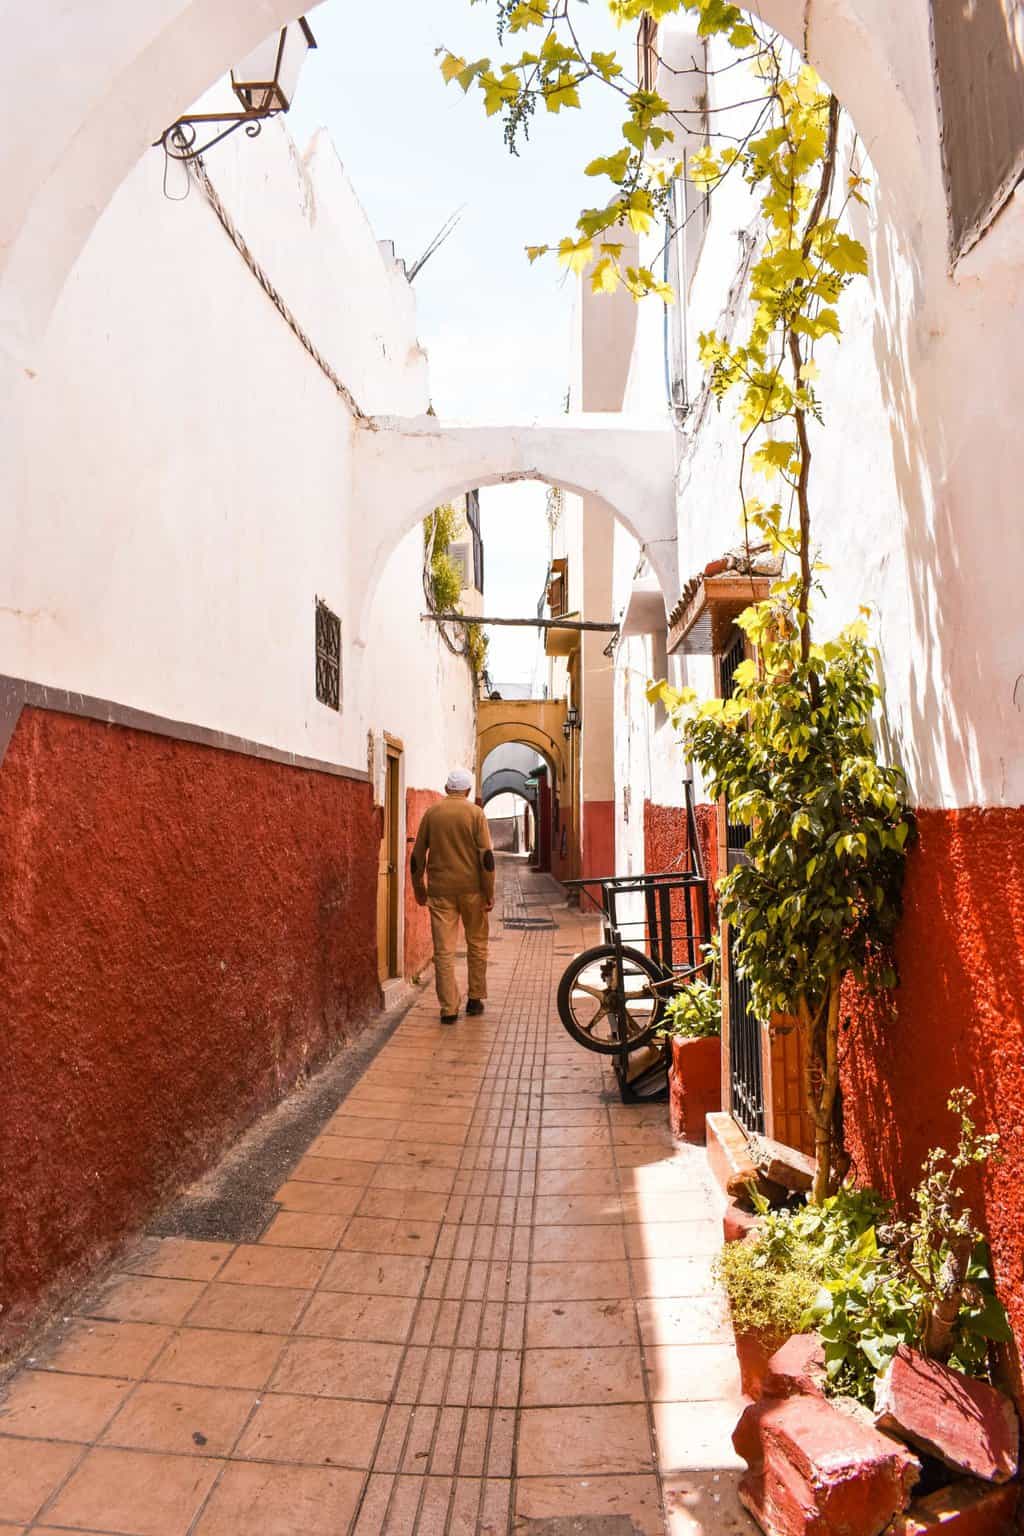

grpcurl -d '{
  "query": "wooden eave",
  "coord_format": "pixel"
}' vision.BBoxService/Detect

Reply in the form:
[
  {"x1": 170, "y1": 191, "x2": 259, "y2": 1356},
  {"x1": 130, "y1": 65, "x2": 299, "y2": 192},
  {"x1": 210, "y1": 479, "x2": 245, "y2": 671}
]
[{"x1": 667, "y1": 574, "x2": 772, "y2": 656}]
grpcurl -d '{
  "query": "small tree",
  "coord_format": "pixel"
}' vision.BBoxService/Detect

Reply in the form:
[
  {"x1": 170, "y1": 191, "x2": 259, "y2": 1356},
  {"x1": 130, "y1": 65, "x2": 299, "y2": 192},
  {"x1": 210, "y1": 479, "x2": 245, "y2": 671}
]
[{"x1": 651, "y1": 601, "x2": 912, "y2": 1201}]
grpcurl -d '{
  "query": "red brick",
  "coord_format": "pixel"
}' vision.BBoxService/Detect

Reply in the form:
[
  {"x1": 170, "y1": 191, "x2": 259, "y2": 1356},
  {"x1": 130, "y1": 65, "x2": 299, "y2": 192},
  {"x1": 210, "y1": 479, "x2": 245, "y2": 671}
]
[
  {"x1": 734, "y1": 1393, "x2": 919, "y2": 1535},
  {"x1": 874, "y1": 1346, "x2": 1019, "y2": 1484},
  {"x1": 888, "y1": 1477, "x2": 1019, "y2": 1534},
  {"x1": 763, "y1": 1334, "x2": 827, "y2": 1401}
]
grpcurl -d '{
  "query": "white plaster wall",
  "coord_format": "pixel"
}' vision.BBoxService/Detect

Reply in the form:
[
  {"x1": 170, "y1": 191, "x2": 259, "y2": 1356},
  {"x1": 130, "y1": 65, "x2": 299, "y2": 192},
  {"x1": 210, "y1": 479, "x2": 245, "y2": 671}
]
[
  {"x1": 614, "y1": 17, "x2": 1024, "y2": 815},
  {"x1": 4, "y1": 106, "x2": 475, "y2": 791}
]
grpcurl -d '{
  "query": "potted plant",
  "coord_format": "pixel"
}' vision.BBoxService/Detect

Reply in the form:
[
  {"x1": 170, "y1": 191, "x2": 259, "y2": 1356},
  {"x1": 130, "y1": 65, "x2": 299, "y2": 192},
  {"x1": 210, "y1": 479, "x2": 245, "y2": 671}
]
[{"x1": 663, "y1": 940, "x2": 721, "y2": 1143}]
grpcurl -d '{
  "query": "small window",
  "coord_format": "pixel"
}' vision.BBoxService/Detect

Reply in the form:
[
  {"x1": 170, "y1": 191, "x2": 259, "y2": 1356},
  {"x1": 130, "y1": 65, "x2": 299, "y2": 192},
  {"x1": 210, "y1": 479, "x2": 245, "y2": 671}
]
[
  {"x1": 932, "y1": 0, "x2": 1024, "y2": 259},
  {"x1": 548, "y1": 557, "x2": 568, "y2": 618},
  {"x1": 315, "y1": 599, "x2": 341, "y2": 710},
  {"x1": 449, "y1": 541, "x2": 471, "y2": 590}
]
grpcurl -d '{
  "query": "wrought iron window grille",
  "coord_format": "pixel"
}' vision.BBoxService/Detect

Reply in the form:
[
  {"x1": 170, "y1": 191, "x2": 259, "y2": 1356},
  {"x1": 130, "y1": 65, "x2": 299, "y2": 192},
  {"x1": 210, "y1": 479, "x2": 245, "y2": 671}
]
[{"x1": 315, "y1": 599, "x2": 341, "y2": 711}]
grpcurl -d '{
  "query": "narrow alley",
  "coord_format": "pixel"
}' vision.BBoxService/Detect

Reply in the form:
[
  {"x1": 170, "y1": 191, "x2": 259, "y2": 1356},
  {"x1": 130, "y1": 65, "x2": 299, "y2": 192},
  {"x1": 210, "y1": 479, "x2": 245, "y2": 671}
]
[{"x1": 0, "y1": 857, "x2": 751, "y2": 1535}]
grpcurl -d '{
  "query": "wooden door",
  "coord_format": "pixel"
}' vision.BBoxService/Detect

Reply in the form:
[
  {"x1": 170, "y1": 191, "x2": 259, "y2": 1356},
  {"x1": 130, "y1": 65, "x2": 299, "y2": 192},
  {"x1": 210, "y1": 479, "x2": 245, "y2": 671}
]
[{"x1": 377, "y1": 741, "x2": 402, "y2": 982}]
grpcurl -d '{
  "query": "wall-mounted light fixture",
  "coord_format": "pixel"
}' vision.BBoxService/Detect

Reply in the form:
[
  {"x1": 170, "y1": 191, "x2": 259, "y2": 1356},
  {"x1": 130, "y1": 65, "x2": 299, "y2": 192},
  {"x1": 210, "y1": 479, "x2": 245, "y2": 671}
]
[
  {"x1": 566, "y1": 707, "x2": 581, "y2": 729},
  {"x1": 562, "y1": 720, "x2": 572, "y2": 741},
  {"x1": 156, "y1": 18, "x2": 317, "y2": 162}
]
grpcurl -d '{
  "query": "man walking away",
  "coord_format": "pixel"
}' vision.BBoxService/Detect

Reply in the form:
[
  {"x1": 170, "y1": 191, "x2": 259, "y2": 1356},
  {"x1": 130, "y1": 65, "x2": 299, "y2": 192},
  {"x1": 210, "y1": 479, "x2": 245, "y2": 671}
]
[{"x1": 411, "y1": 768, "x2": 495, "y2": 1024}]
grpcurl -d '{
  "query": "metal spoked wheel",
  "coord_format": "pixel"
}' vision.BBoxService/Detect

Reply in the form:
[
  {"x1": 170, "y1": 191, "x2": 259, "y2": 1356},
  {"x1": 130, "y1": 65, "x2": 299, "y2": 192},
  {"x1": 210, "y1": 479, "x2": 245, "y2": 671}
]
[{"x1": 556, "y1": 943, "x2": 668, "y2": 1055}]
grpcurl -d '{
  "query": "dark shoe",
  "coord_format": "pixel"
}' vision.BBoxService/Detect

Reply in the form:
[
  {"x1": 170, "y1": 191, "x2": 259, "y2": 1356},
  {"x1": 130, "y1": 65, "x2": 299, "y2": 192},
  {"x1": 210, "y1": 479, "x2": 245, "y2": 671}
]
[
  {"x1": 466, "y1": 999, "x2": 485, "y2": 1016},
  {"x1": 441, "y1": 1013, "x2": 459, "y2": 1025}
]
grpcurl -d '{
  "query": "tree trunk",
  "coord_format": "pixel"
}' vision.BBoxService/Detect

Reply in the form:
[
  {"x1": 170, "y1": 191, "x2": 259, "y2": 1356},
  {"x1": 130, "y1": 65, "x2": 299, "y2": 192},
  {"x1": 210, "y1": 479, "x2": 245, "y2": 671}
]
[{"x1": 798, "y1": 973, "x2": 843, "y2": 1204}]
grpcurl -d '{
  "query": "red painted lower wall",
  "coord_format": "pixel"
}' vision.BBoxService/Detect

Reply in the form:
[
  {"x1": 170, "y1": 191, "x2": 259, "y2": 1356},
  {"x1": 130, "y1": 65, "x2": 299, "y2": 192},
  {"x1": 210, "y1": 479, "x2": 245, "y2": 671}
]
[
  {"x1": 582, "y1": 800, "x2": 615, "y2": 882},
  {"x1": 841, "y1": 806, "x2": 1024, "y2": 1383},
  {"x1": 0, "y1": 706, "x2": 381, "y2": 1352},
  {"x1": 404, "y1": 788, "x2": 441, "y2": 977}
]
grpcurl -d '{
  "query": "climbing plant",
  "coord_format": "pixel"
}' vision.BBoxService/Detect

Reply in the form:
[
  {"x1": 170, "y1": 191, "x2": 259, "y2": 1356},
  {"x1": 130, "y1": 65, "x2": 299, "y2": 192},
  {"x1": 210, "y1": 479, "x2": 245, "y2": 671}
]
[
  {"x1": 442, "y1": 1, "x2": 909, "y2": 1199},
  {"x1": 423, "y1": 504, "x2": 490, "y2": 682}
]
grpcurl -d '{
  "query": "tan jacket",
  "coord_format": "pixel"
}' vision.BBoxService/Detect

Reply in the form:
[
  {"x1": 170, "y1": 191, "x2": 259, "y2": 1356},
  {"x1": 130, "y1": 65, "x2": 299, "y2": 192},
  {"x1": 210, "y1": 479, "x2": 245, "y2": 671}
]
[{"x1": 410, "y1": 796, "x2": 495, "y2": 903}]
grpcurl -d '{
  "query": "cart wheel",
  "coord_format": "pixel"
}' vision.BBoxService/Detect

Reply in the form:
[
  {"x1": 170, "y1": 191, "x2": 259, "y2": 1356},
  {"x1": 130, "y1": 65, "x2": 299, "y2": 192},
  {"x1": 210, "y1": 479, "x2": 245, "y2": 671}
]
[{"x1": 556, "y1": 944, "x2": 668, "y2": 1055}]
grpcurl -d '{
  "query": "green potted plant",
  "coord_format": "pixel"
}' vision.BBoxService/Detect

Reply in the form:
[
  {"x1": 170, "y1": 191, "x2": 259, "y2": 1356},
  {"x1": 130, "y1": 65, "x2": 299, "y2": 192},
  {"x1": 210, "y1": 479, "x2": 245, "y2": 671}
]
[{"x1": 663, "y1": 939, "x2": 722, "y2": 1142}]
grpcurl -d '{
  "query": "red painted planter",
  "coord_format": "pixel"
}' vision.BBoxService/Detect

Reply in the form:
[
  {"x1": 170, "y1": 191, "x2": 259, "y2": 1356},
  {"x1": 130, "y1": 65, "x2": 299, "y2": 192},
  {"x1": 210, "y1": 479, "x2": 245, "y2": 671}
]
[
  {"x1": 668, "y1": 1034, "x2": 722, "y2": 1143},
  {"x1": 734, "y1": 1330, "x2": 787, "y2": 1400}
]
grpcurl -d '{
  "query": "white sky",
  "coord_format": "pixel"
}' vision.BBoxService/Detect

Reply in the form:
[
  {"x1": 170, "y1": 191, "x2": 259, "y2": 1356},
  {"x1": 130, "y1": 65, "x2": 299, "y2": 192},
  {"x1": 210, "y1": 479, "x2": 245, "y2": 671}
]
[{"x1": 289, "y1": 0, "x2": 627, "y2": 685}]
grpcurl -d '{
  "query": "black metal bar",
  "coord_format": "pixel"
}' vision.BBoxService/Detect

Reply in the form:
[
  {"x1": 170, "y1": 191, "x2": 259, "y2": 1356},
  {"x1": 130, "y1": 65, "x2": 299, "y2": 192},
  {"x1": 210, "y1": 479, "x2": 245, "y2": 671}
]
[
  {"x1": 659, "y1": 883, "x2": 674, "y2": 971},
  {"x1": 644, "y1": 883, "x2": 660, "y2": 969}
]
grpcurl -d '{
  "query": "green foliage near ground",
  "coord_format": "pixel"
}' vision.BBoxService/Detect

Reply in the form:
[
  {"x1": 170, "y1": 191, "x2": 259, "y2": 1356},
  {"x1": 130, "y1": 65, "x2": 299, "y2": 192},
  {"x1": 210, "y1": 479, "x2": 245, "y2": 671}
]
[
  {"x1": 715, "y1": 1094, "x2": 1011, "y2": 1404},
  {"x1": 661, "y1": 938, "x2": 721, "y2": 1039}
]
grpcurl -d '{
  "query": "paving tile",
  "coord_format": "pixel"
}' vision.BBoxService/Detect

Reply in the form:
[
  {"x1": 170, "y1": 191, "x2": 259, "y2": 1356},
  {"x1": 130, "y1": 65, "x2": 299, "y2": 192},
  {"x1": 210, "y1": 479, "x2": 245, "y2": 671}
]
[
  {"x1": 517, "y1": 1404, "x2": 654, "y2": 1477},
  {"x1": 0, "y1": 1370, "x2": 129, "y2": 1442},
  {"x1": 528, "y1": 1261, "x2": 634, "y2": 1301},
  {"x1": 42, "y1": 1321, "x2": 173, "y2": 1380},
  {"x1": 624, "y1": 1220, "x2": 722, "y2": 1259},
  {"x1": 101, "y1": 1382, "x2": 254, "y2": 1456},
  {"x1": 122, "y1": 1239, "x2": 233, "y2": 1283},
  {"x1": 339, "y1": 1216, "x2": 441, "y2": 1256},
  {"x1": 194, "y1": 1462, "x2": 364, "y2": 1535},
  {"x1": 259, "y1": 1211, "x2": 350, "y2": 1249},
  {"x1": 272, "y1": 1180, "x2": 363, "y2": 1215},
  {"x1": 149, "y1": 1329, "x2": 284, "y2": 1390},
  {"x1": 531, "y1": 1226, "x2": 628, "y2": 1264},
  {"x1": 323, "y1": 1115, "x2": 402, "y2": 1140},
  {"x1": 234, "y1": 1392, "x2": 384, "y2": 1467},
  {"x1": 0, "y1": 1438, "x2": 82, "y2": 1524},
  {"x1": 352, "y1": 1472, "x2": 395, "y2": 1535},
  {"x1": 87, "y1": 1275, "x2": 207, "y2": 1326},
  {"x1": 357, "y1": 1187, "x2": 451, "y2": 1221},
  {"x1": 521, "y1": 1345, "x2": 646, "y2": 1406},
  {"x1": 645, "y1": 1344, "x2": 744, "y2": 1403},
  {"x1": 652, "y1": 1399, "x2": 746, "y2": 1473},
  {"x1": 663, "y1": 1469, "x2": 759, "y2": 1534},
  {"x1": 630, "y1": 1255, "x2": 718, "y2": 1299},
  {"x1": 290, "y1": 1154, "x2": 375, "y2": 1187},
  {"x1": 534, "y1": 1167, "x2": 622, "y2": 1196},
  {"x1": 370, "y1": 1163, "x2": 457, "y2": 1194},
  {"x1": 636, "y1": 1294, "x2": 732, "y2": 1348},
  {"x1": 270, "y1": 1337, "x2": 402, "y2": 1400},
  {"x1": 515, "y1": 1473, "x2": 664, "y2": 1536},
  {"x1": 44, "y1": 1446, "x2": 221, "y2": 1536},
  {"x1": 184, "y1": 1282, "x2": 308, "y2": 1335},
  {"x1": 533, "y1": 1194, "x2": 625, "y2": 1225},
  {"x1": 320, "y1": 1250, "x2": 429, "y2": 1297},
  {"x1": 216, "y1": 1244, "x2": 328, "y2": 1289},
  {"x1": 526, "y1": 1298, "x2": 638, "y2": 1349},
  {"x1": 298, "y1": 1290, "x2": 417, "y2": 1344}
]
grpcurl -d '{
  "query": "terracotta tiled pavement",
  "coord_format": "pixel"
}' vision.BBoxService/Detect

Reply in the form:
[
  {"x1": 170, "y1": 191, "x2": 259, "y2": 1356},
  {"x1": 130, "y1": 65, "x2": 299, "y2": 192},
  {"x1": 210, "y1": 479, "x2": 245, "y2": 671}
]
[{"x1": 1, "y1": 859, "x2": 756, "y2": 1534}]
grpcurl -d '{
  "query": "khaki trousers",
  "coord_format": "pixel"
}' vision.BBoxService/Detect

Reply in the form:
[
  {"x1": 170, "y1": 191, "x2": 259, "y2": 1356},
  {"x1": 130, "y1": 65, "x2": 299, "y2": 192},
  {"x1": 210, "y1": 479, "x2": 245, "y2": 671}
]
[{"x1": 428, "y1": 892, "x2": 489, "y2": 1016}]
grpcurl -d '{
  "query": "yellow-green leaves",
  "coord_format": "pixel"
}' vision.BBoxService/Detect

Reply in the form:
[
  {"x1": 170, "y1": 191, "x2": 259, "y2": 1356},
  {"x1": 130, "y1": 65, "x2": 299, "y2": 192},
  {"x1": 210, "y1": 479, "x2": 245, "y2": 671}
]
[
  {"x1": 480, "y1": 68, "x2": 521, "y2": 115},
  {"x1": 585, "y1": 148, "x2": 631, "y2": 183},
  {"x1": 751, "y1": 440, "x2": 800, "y2": 479},
  {"x1": 545, "y1": 71, "x2": 581, "y2": 112},
  {"x1": 507, "y1": 0, "x2": 549, "y2": 30},
  {"x1": 557, "y1": 235, "x2": 594, "y2": 274}
]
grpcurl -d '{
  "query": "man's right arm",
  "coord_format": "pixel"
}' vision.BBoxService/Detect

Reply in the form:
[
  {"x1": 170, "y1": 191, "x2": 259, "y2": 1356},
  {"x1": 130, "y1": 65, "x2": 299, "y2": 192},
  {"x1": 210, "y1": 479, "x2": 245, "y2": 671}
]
[
  {"x1": 475, "y1": 808, "x2": 496, "y2": 908},
  {"x1": 410, "y1": 814, "x2": 430, "y2": 906}
]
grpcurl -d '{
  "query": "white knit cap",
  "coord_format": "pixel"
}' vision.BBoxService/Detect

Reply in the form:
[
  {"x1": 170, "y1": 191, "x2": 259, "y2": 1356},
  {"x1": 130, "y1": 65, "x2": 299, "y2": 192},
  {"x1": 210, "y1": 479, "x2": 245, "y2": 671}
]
[{"x1": 445, "y1": 768, "x2": 474, "y2": 794}]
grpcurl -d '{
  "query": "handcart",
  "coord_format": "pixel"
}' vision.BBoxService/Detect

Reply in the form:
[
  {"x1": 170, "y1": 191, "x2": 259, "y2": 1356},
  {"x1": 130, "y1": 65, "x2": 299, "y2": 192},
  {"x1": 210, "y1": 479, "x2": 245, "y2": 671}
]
[{"x1": 558, "y1": 791, "x2": 712, "y2": 1103}]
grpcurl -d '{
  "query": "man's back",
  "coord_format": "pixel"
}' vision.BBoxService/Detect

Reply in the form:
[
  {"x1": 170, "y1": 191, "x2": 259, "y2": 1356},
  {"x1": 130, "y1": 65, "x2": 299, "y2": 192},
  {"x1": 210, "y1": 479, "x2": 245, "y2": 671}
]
[{"x1": 411, "y1": 796, "x2": 495, "y2": 900}]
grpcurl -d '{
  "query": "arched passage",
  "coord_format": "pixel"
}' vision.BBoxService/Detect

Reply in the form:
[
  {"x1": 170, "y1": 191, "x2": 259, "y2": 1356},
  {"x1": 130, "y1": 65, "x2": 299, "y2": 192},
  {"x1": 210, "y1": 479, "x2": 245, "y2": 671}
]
[{"x1": 350, "y1": 417, "x2": 678, "y2": 642}]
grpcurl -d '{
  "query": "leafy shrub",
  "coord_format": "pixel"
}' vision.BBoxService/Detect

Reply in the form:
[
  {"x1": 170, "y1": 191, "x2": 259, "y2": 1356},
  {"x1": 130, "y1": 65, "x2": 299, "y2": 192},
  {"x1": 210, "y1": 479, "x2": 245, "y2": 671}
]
[
  {"x1": 715, "y1": 1096, "x2": 1010, "y2": 1404},
  {"x1": 714, "y1": 1235, "x2": 819, "y2": 1345},
  {"x1": 465, "y1": 622, "x2": 489, "y2": 680},
  {"x1": 661, "y1": 939, "x2": 721, "y2": 1039}
]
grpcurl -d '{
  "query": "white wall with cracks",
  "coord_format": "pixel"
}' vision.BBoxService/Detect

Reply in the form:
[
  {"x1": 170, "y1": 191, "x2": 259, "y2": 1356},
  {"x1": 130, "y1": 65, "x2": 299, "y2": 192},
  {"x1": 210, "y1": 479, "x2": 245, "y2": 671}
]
[
  {"x1": 607, "y1": 9, "x2": 1024, "y2": 848},
  {"x1": 3, "y1": 105, "x2": 476, "y2": 793}
]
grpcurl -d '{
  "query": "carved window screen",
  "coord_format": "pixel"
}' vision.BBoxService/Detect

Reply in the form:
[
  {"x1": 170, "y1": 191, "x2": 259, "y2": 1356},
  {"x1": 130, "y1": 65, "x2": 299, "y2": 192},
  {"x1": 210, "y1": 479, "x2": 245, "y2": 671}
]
[{"x1": 931, "y1": 0, "x2": 1024, "y2": 260}]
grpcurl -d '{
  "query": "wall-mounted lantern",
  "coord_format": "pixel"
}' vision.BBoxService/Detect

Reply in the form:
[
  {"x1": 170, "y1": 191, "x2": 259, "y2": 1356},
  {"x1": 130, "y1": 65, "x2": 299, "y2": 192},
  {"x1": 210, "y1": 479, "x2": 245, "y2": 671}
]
[
  {"x1": 156, "y1": 18, "x2": 317, "y2": 162},
  {"x1": 562, "y1": 720, "x2": 572, "y2": 741},
  {"x1": 566, "y1": 707, "x2": 581, "y2": 729}
]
